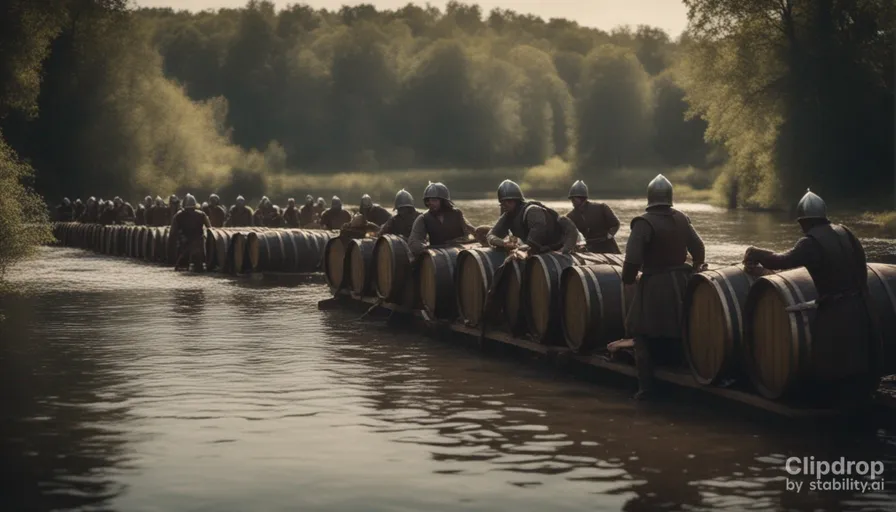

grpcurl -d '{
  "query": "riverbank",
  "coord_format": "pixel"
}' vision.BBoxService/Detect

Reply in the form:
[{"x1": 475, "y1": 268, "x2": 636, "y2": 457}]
[
  {"x1": 862, "y1": 211, "x2": 896, "y2": 236},
  {"x1": 262, "y1": 158, "x2": 717, "y2": 204}
]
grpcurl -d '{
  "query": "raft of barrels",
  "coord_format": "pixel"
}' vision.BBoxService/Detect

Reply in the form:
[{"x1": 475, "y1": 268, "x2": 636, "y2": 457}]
[
  {"x1": 321, "y1": 232, "x2": 896, "y2": 410},
  {"x1": 51, "y1": 222, "x2": 334, "y2": 274}
]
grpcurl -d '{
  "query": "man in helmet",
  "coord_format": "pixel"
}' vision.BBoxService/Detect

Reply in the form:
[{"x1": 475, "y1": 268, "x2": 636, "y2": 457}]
[
  {"x1": 56, "y1": 198, "x2": 73, "y2": 222},
  {"x1": 204, "y1": 194, "x2": 227, "y2": 228},
  {"x1": 359, "y1": 194, "x2": 392, "y2": 227},
  {"x1": 282, "y1": 198, "x2": 301, "y2": 228},
  {"x1": 136, "y1": 196, "x2": 152, "y2": 225},
  {"x1": 98, "y1": 200, "x2": 117, "y2": 225},
  {"x1": 743, "y1": 189, "x2": 878, "y2": 390},
  {"x1": 623, "y1": 174, "x2": 706, "y2": 401},
  {"x1": 319, "y1": 196, "x2": 352, "y2": 230},
  {"x1": 408, "y1": 182, "x2": 477, "y2": 257},
  {"x1": 377, "y1": 189, "x2": 421, "y2": 238},
  {"x1": 299, "y1": 195, "x2": 317, "y2": 227},
  {"x1": 73, "y1": 199, "x2": 85, "y2": 222},
  {"x1": 170, "y1": 193, "x2": 211, "y2": 271},
  {"x1": 225, "y1": 195, "x2": 254, "y2": 227},
  {"x1": 486, "y1": 180, "x2": 579, "y2": 254},
  {"x1": 82, "y1": 197, "x2": 99, "y2": 223},
  {"x1": 148, "y1": 196, "x2": 167, "y2": 226},
  {"x1": 565, "y1": 180, "x2": 621, "y2": 254},
  {"x1": 253, "y1": 197, "x2": 269, "y2": 226},
  {"x1": 112, "y1": 196, "x2": 136, "y2": 225},
  {"x1": 166, "y1": 195, "x2": 182, "y2": 225},
  {"x1": 314, "y1": 197, "x2": 326, "y2": 220}
]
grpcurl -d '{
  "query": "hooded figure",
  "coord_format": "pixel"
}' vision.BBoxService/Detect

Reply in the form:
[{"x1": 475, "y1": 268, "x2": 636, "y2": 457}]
[
  {"x1": 170, "y1": 193, "x2": 211, "y2": 271},
  {"x1": 622, "y1": 174, "x2": 706, "y2": 401},
  {"x1": 225, "y1": 195, "x2": 254, "y2": 227},
  {"x1": 314, "y1": 197, "x2": 326, "y2": 219},
  {"x1": 253, "y1": 196, "x2": 272, "y2": 226},
  {"x1": 148, "y1": 196, "x2": 167, "y2": 226},
  {"x1": 743, "y1": 189, "x2": 880, "y2": 400},
  {"x1": 204, "y1": 193, "x2": 227, "y2": 228},
  {"x1": 56, "y1": 198, "x2": 73, "y2": 222},
  {"x1": 408, "y1": 182, "x2": 477, "y2": 257},
  {"x1": 565, "y1": 180, "x2": 621, "y2": 254},
  {"x1": 98, "y1": 200, "x2": 117, "y2": 225},
  {"x1": 486, "y1": 180, "x2": 579, "y2": 255},
  {"x1": 73, "y1": 199, "x2": 85, "y2": 222},
  {"x1": 82, "y1": 197, "x2": 99, "y2": 223},
  {"x1": 283, "y1": 198, "x2": 301, "y2": 228},
  {"x1": 319, "y1": 196, "x2": 352, "y2": 230},
  {"x1": 300, "y1": 195, "x2": 316, "y2": 227},
  {"x1": 358, "y1": 194, "x2": 392, "y2": 227},
  {"x1": 377, "y1": 189, "x2": 420, "y2": 238},
  {"x1": 136, "y1": 196, "x2": 152, "y2": 225},
  {"x1": 112, "y1": 196, "x2": 136, "y2": 225}
]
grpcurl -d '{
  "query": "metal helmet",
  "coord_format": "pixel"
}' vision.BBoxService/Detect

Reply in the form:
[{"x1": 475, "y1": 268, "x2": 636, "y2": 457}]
[
  {"x1": 169, "y1": 194, "x2": 179, "y2": 204},
  {"x1": 63, "y1": 197, "x2": 71, "y2": 206},
  {"x1": 113, "y1": 196, "x2": 122, "y2": 206},
  {"x1": 155, "y1": 196, "x2": 164, "y2": 206},
  {"x1": 423, "y1": 182, "x2": 450, "y2": 202},
  {"x1": 144, "y1": 196, "x2": 152, "y2": 206},
  {"x1": 305, "y1": 195, "x2": 314, "y2": 204},
  {"x1": 236, "y1": 195, "x2": 245, "y2": 206},
  {"x1": 261, "y1": 196, "x2": 271, "y2": 207},
  {"x1": 183, "y1": 193, "x2": 197, "y2": 208},
  {"x1": 209, "y1": 194, "x2": 220, "y2": 206},
  {"x1": 201, "y1": 201, "x2": 209, "y2": 209},
  {"x1": 360, "y1": 194, "x2": 373, "y2": 209},
  {"x1": 88, "y1": 196, "x2": 96, "y2": 205},
  {"x1": 287, "y1": 198, "x2": 296, "y2": 207},
  {"x1": 796, "y1": 188, "x2": 827, "y2": 220},
  {"x1": 74, "y1": 199, "x2": 82, "y2": 206},
  {"x1": 497, "y1": 180, "x2": 524, "y2": 202},
  {"x1": 647, "y1": 174, "x2": 673, "y2": 208},
  {"x1": 317, "y1": 197, "x2": 326, "y2": 207},
  {"x1": 568, "y1": 180, "x2": 588, "y2": 199},
  {"x1": 331, "y1": 196, "x2": 343, "y2": 209},
  {"x1": 394, "y1": 189, "x2": 414, "y2": 210}
]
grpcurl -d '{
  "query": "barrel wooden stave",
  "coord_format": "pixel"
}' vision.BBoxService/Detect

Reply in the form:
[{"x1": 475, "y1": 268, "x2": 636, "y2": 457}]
[
  {"x1": 561, "y1": 263, "x2": 631, "y2": 354},
  {"x1": 323, "y1": 237, "x2": 348, "y2": 292},
  {"x1": 418, "y1": 245, "x2": 468, "y2": 320},
  {"x1": 373, "y1": 235, "x2": 418, "y2": 307},
  {"x1": 455, "y1": 247, "x2": 508, "y2": 327},
  {"x1": 347, "y1": 238, "x2": 377, "y2": 297}
]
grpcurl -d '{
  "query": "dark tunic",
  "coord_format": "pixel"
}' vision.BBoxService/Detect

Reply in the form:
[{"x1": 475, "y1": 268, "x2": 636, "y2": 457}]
[
  {"x1": 73, "y1": 204, "x2": 85, "y2": 222},
  {"x1": 319, "y1": 208, "x2": 352, "y2": 230},
  {"x1": 114, "y1": 203, "x2": 136, "y2": 224},
  {"x1": 748, "y1": 222, "x2": 876, "y2": 381},
  {"x1": 205, "y1": 205, "x2": 226, "y2": 227},
  {"x1": 566, "y1": 201, "x2": 621, "y2": 253},
  {"x1": 623, "y1": 206, "x2": 705, "y2": 338},
  {"x1": 98, "y1": 208, "x2": 117, "y2": 226},
  {"x1": 378, "y1": 210, "x2": 421, "y2": 238},
  {"x1": 225, "y1": 205, "x2": 254, "y2": 227},
  {"x1": 361, "y1": 204, "x2": 392, "y2": 227},
  {"x1": 135, "y1": 206, "x2": 147, "y2": 226},
  {"x1": 282, "y1": 206, "x2": 300, "y2": 228},
  {"x1": 170, "y1": 208, "x2": 211, "y2": 262},
  {"x1": 299, "y1": 204, "x2": 316, "y2": 227}
]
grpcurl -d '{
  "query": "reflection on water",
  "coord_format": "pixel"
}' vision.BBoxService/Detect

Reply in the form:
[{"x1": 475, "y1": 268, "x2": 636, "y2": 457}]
[{"x1": 1, "y1": 200, "x2": 895, "y2": 511}]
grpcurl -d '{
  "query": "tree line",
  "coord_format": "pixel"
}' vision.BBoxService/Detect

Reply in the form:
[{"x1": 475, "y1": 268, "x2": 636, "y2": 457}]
[{"x1": 0, "y1": 1, "x2": 893, "y2": 276}]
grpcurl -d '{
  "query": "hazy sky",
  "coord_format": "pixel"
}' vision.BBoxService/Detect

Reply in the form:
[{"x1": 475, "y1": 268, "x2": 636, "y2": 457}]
[{"x1": 135, "y1": 0, "x2": 690, "y2": 37}]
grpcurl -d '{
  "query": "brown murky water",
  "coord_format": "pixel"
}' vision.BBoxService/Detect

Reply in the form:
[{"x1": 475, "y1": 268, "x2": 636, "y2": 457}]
[{"x1": 2, "y1": 200, "x2": 895, "y2": 511}]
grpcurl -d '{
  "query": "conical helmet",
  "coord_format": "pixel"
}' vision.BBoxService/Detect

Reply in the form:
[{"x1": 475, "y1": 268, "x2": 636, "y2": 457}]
[
  {"x1": 155, "y1": 196, "x2": 164, "y2": 206},
  {"x1": 796, "y1": 188, "x2": 827, "y2": 220},
  {"x1": 144, "y1": 196, "x2": 152, "y2": 206},
  {"x1": 236, "y1": 195, "x2": 245, "y2": 206},
  {"x1": 183, "y1": 193, "x2": 197, "y2": 208},
  {"x1": 305, "y1": 195, "x2": 314, "y2": 204},
  {"x1": 647, "y1": 174, "x2": 673, "y2": 207},
  {"x1": 201, "y1": 202, "x2": 209, "y2": 209},
  {"x1": 63, "y1": 197, "x2": 71, "y2": 206},
  {"x1": 360, "y1": 194, "x2": 373, "y2": 209},
  {"x1": 169, "y1": 194, "x2": 179, "y2": 204},
  {"x1": 287, "y1": 198, "x2": 296, "y2": 207},
  {"x1": 394, "y1": 189, "x2": 414, "y2": 210},
  {"x1": 317, "y1": 197, "x2": 326, "y2": 207},
  {"x1": 209, "y1": 194, "x2": 220, "y2": 205},
  {"x1": 568, "y1": 180, "x2": 588, "y2": 199},
  {"x1": 331, "y1": 196, "x2": 343, "y2": 209},
  {"x1": 497, "y1": 180, "x2": 524, "y2": 202},
  {"x1": 423, "y1": 182, "x2": 450, "y2": 202}
]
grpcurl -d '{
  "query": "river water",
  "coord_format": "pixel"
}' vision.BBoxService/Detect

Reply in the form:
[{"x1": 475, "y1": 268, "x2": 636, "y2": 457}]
[{"x1": 2, "y1": 199, "x2": 895, "y2": 511}]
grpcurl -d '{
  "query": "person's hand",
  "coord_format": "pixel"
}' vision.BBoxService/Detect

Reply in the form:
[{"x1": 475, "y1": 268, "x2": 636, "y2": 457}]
[{"x1": 697, "y1": 262, "x2": 708, "y2": 272}]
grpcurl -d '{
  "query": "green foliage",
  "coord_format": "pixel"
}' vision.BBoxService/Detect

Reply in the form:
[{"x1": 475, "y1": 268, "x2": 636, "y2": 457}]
[{"x1": 0, "y1": 132, "x2": 52, "y2": 279}]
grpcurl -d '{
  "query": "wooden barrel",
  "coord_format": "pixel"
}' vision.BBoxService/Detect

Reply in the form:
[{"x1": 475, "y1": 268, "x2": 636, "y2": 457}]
[
  {"x1": 230, "y1": 232, "x2": 249, "y2": 274},
  {"x1": 290, "y1": 230, "x2": 332, "y2": 273},
  {"x1": 866, "y1": 263, "x2": 896, "y2": 375},
  {"x1": 454, "y1": 247, "x2": 509, "y2": 327},
  {"x1": 682, "y1": 265, "x2": 774, "y2": 386},
  {"x1": 561, "y1": 263, "x2": 633, "y2": 354},
  {"x1": 115, "y1": 225, "x2": 128, "y2": 256},
  {"x1": 502, "y1": 259, "x2": 526, "y2": 335},
  {"x1": 323, "y1": 237, "x2": 348, "y2": 292},
  {"x1": 744, "y1": 267, "x2": 876, "y2": 402},
  {"x1": 373, "y1": 235, "x2": 417, "y2": 307},
  {"x1": 418, "y1": 245, "x2": 469, "y2": 320},
  {"x1": 524, "y1": 252, "x2": 624, "y2": 344},
  {"x1": 347, "y1": 238, "x2": 377, "y2": 297}
]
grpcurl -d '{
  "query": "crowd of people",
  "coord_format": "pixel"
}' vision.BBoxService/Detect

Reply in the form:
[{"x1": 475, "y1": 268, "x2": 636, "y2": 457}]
[{"x1": 51, "y1": 176, "x2": 876, "y2": 403}]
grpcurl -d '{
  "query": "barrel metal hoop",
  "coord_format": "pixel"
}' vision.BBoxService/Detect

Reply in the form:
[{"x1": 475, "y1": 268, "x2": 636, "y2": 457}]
[
  {"x1": 869, "y1": 264, "x2": 896, "y2": 317},
  {"x1": 787, "y1": 276, "x2": 812, "y2": 368},
  {"x1": 583, "y1": 265, "x2": 602, "y2": 340},
  {"x1": 706, "y1": 271, "x2": 736, "y2": 355}
]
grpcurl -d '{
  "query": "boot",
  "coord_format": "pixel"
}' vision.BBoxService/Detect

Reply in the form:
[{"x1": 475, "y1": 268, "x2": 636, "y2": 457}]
[{"x1": 633, "y1": 336, "x2": 657, "y2": 401}]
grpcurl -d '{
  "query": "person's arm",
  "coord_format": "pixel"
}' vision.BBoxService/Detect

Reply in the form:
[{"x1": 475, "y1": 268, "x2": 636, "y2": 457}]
[
  {"x1": 408, "y1": 215, "x2": 428, "y2": 256},
  {"x1": 558, "y1": 217, "x2": 579, "y2": 254},
  {"x1": 622, "y1": 219, "x2": 651, "y2": 284},
  {"x1": 486, "y1": 213, "x2": 511, "y2": 248},
  {"x1": 603, "y1": 204, "x2": 620, "y2": 236},
  {"x1": 744, "y1": 237, "x2": 818, "y2": 270},
  {"x1": 203, "y1": 213, "x2": 212, "y2": 229},
  {"x1": 524, "y1": 208, "x2": 549, "y2": 252},
  {"x1": 377, "y1": 217, "x2": 394, "y2": 237},
  {"x1": 685, "y1": 217, "x2": 706, "y2": 269}
]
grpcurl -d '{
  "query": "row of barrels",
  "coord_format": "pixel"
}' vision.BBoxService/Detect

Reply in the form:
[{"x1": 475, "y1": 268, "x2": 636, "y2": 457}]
[
  {"x1": 324, "y1": 234, "x2": 896, "y2": 404},
  {"x1": 51, "y1": 222, "x2": 334, "y2": 274}
]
